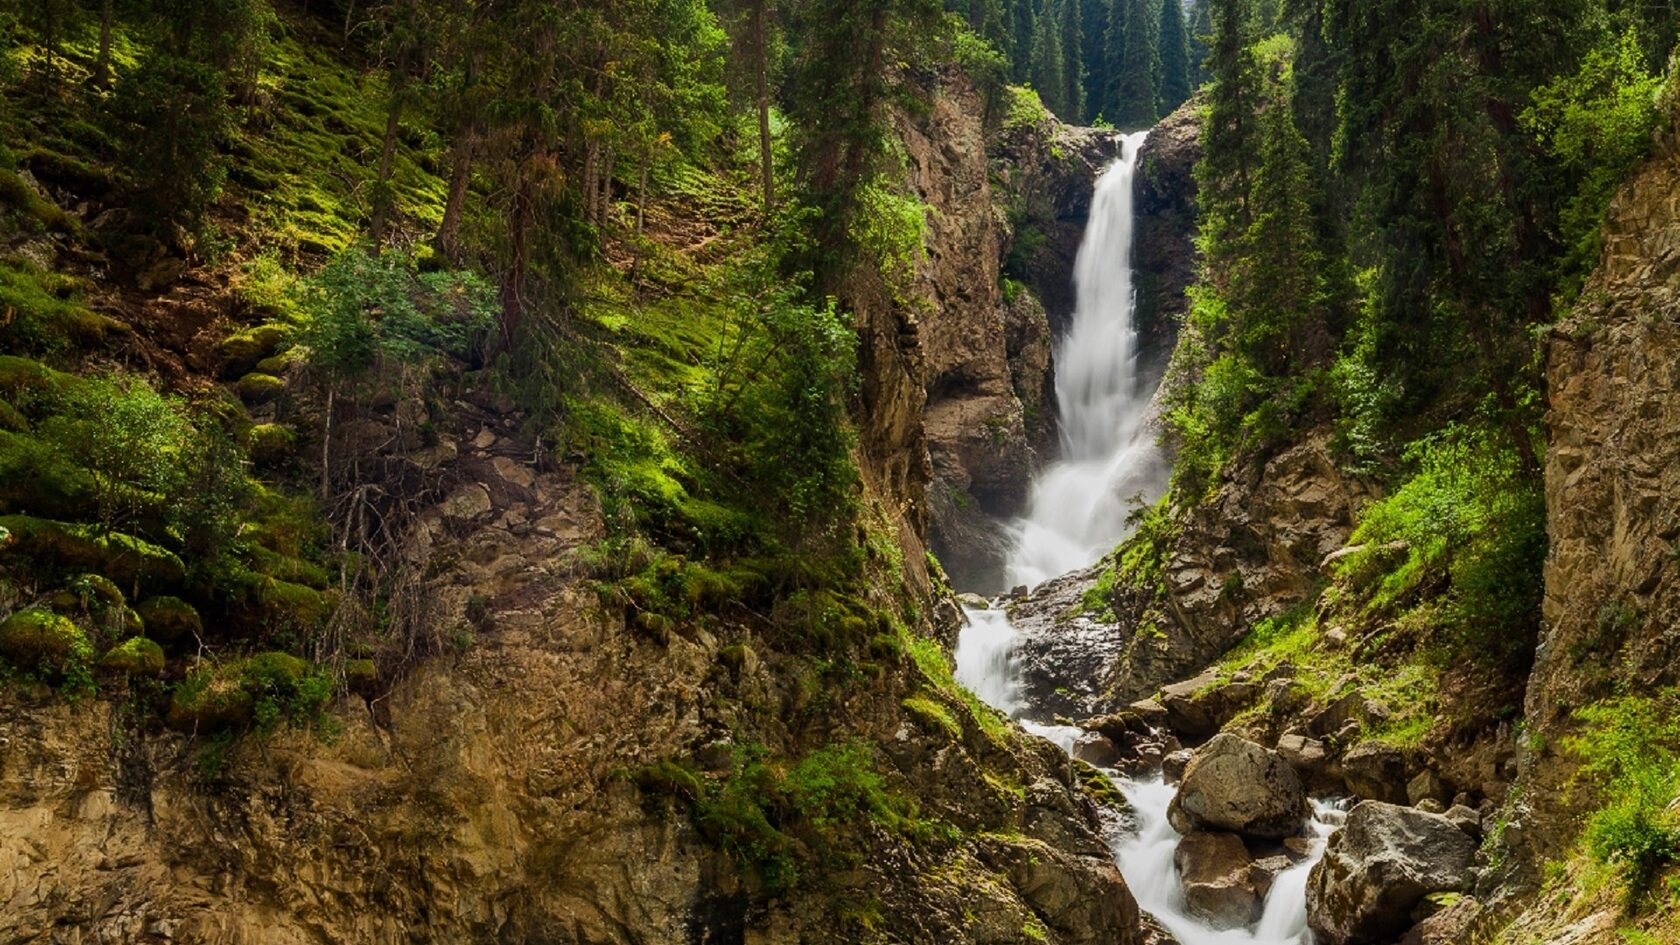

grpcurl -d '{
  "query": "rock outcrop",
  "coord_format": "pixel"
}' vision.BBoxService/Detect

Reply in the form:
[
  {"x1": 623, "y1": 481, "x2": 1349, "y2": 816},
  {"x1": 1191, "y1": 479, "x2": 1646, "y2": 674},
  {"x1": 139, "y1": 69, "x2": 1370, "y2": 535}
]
[
  {"x1": 0, "y1": 421, "x2": 1144, "y2": 943},
  {"x1": 1306, "y1": 802, "x2": 1477, "y2": 945},
  {"x1": 1133, "y1": 97, "x2": 1202, "y2": 378},
  {"x1": 1513, "y1": 97, "x2": 1680, "y2": 873},
  {"x1": 1011, "y1": 429, "x2": 1371, "y2": 714},
  {"x1": 1167, "y1": 733, "x2": 1309, "y2": 839}
]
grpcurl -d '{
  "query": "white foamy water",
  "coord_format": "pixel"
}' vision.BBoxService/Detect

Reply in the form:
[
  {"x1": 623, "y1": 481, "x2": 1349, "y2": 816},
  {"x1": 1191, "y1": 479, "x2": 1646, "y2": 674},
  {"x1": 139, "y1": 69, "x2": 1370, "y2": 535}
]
[
  {"x1": 1112, "y1": 778, "x2": 1344, "y2": 945},
  {"x1": 1006, "y1": 131, "x2": 1168, "y2": 589},
  {"x1": 955, "y1": 606, "x2": 1342, "y2": 945}
]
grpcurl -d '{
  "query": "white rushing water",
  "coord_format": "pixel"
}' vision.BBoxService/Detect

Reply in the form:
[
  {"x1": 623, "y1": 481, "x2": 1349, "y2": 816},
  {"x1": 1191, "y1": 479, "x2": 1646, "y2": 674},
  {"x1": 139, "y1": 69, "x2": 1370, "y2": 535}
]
[
  {"x1": 1006, "y1": 130, "x2": 1168, "y2": 589},
  {"x1": 955, "y1": 606, "x2": 1339, "y2": 945}
]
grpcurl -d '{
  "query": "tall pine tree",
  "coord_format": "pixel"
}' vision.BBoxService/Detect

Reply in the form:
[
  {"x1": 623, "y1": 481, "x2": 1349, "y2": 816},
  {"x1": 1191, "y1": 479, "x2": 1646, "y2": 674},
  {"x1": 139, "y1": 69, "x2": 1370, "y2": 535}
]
[
  {"x1": 1110, "y1": 0, "x2": 1159, "y2": 127},
  {"x1": 1101, "y1": 0, "x2": 1129, "y2": 120},
  {"x1": 1080, "y1": 0, "x2": 1109, "y2": 121},
  {"x1": 1029, "y1": 0, "x2": 1067, "y2": 115},
  {"x1": 1187, "y1": 0, "x2": 1212, "y2": 85},
  {"x1": 1058, "y1": 0, "x2": 1085, "y2": 121},
  {"x1": 1157, "y1": 0, "x2": 1191, "y2": 112}
]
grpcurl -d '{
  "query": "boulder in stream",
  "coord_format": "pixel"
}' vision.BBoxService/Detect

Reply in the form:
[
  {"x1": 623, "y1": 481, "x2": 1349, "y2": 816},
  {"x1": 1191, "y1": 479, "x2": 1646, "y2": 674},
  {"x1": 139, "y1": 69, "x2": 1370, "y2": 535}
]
[
  {"x1": 1174, "y1": 831, "x2": 1261, "y2": 929},
  {"x1": 1167, "y1": 733, "x2": 1310, "y2": 839},
  {"x1": 1305, "y1": 801, "x2": 1476, "y2": 945}
]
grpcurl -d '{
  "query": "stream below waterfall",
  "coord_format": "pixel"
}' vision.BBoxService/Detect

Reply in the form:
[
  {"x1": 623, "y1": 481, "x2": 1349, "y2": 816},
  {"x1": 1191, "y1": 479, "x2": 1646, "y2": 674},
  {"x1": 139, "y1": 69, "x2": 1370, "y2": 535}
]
[{"x1": 954, "y1": 132, "x2": 1342, "y2": 943}]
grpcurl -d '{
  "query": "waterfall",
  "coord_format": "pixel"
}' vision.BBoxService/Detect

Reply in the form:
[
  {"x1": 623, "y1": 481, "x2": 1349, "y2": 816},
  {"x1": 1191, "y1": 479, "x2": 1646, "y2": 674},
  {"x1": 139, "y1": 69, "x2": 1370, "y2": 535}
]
[{"x1": 1007, "y1": 130, "x2": 1167, "y2": 590}]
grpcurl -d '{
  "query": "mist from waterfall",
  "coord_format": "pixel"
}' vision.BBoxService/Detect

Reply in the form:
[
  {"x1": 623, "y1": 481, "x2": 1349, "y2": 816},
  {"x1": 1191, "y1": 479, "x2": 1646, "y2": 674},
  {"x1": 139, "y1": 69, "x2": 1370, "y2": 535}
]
[{"x1": 1005, "y1": 131, "x2": 1167, "y2": 590}]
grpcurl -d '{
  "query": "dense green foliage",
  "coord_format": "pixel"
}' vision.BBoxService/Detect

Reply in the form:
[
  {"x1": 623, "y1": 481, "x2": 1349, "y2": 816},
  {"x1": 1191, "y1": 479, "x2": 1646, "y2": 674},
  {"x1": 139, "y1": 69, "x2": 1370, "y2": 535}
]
[
  {"x1": 1568, "y1": 691, "x2": 1680, "y2": 900},
  {"x1": 1164, "y1": 0, "x2": 1676, "y2": 669}
]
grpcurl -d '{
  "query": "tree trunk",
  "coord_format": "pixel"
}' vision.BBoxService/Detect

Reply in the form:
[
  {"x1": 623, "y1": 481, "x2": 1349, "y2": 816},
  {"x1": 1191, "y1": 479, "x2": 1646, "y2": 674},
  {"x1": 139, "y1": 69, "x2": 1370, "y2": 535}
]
[
  {"x1": 434, "y1": 141, "x2": 472, "y2": 265},
  {"x1": 582, "y1": 141, "x2": 600, "y2": 228},
  {"x1": 752, "y1": 0, "x2": 774, "y2": 214},
  {"x1": 598, "y1": 147, "x2": 615, "y2": 230},
  {"x1": 93, "y1": 0, "x2": 113, "y2": 88},
  {"x1": 369, "y1": 90, "x2": 405, "y2": 252},
  {"x1": 494, "y1": 163, "x2": 535, "y2": 360}
]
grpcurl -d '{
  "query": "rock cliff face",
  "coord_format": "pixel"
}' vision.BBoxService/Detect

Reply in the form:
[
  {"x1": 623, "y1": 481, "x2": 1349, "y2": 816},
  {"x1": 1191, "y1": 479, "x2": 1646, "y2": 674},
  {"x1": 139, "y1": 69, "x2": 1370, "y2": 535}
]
[
  {"x1": 0, "y1": 409, "x2": 1142, "y2": 944},
  {"x1": 1132, "y1": 97, "x2": 1202, "y2": 381},
  {"x1": 1507, "y1": 104, "x2": 1680, "y2": 876}
]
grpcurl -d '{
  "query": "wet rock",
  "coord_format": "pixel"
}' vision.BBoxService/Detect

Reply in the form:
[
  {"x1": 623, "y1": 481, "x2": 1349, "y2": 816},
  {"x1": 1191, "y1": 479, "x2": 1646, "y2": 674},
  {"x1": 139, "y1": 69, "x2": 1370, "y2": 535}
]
[
  {"x1": 1341, "y1": 742, "x2": 1409, "y2": 803},
  {"x1": 1175, "y1": 830, "x2": 1261, "y2": 929},
  {"x1": 1072, "y1": 732, "x2": 1122, "y2": 768},
  {"x1": 1306, "y1": 801, "x2": 1477, "y2": 945},
  {"x1": 1168, "y1": 734, "x2": 1310, "y2": 839},
  {"x1": 1162, "y1": 749, "x2": 1193, "y2": 783}
]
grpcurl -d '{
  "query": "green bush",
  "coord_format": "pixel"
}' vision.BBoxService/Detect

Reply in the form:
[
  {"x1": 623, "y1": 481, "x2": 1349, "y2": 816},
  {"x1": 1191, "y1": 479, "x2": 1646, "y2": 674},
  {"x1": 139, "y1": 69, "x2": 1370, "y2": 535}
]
[
  {"x1": 106, "y1": 53, "x2": 232, "y2": 235},
  {"x1": 1569, "y1": 691, "x2": 1680, "y2": 900},
  {"x1": 1336, "y1": 425, "x2": 1546, "y2": 667},
  {"x1": 100, "y1": 637, "x2": 166, "y2": 677}
]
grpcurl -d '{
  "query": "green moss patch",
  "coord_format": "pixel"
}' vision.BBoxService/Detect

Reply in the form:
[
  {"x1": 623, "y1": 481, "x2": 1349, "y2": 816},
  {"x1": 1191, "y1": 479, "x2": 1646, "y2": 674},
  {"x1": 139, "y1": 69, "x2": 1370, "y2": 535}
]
[
  {"x1": 0, "y1": 514, "x2": 185, "y2": 585},
  {"x1": 100, "y1": 636, "x2": 165, "y2": 677},
  {"x1": 0, "y1": 608, "x2": 92, "y2": 677},
  {"x1": 135, "y1": 596, "x2": 202, "y2": 641}
]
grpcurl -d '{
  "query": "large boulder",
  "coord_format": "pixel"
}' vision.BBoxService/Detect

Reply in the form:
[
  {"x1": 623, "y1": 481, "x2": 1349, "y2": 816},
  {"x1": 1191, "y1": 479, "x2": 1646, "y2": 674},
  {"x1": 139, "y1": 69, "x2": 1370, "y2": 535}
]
[
  {"x1": 1174, "y1": 831, "x2": 1261, "y2": 929},
  {"x1": 1341, "y1": 742, "x2": 1409, "y2": 803},
  {"x1": 1167, "y1": 734, "x2": 1310, "y2": 839},
  {"x1": 1306, "y1": 802, "x2": 1477, "y2": 945}
]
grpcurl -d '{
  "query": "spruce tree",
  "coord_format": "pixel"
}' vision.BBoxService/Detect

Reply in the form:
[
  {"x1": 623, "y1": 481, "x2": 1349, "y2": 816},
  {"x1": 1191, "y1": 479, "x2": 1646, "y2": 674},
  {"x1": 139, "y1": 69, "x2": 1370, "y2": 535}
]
[
  {"x1": 1029, "y1": 0, "x2": 1067, "y2": 116},
  {"x1": 1110, "y1": 0, "x2": 1159, "y2": 128},
  {"x1": 1011, "y1": 0, "x2": 1038, "y2": 82},
  {"x1": 1156, "y1": 0, "x2": 1192, "y2": 113},
  {"x1": 1101, "y1": 0, "x2": 1128, "y2": 121},
  {"x1": 1187, "y1": 0, "x2": 1212, "y2": 85},
  {"x1": 1058, "y1": 0, "x2": 1085, "y2": 122},
  {"x1": 1080, "y1": 0, "x2": 1109, "y2": 121}
]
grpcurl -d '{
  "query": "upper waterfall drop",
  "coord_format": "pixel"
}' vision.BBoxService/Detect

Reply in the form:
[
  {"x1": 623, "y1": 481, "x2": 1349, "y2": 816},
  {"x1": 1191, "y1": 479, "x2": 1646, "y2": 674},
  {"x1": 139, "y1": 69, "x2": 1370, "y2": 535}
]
[{"x1": 1006, "y1": 131, "x2": 1166, "y2": 589}]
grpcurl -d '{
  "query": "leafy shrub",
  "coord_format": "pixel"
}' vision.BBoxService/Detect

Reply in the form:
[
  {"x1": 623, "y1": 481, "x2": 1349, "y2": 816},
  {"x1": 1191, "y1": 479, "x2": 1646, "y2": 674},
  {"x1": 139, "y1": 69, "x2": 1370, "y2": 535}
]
[
  {"x1": 1569, "y1": 691, "x2": 1680, "y2": 900},
  {"x1": 1336, "y1": 425, "x2": 1546, "y2": 668},
  {"x1": 1522, "y1": 29, "x2": 1666, "y2": 297}
]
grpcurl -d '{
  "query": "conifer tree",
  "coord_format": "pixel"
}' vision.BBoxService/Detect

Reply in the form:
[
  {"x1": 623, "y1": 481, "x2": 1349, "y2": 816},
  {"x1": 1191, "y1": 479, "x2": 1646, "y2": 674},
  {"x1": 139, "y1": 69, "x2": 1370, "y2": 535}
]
[
  {"x1": 1029, "y1": 0, "x2": 1067, "y2": 115},
  {"x1": 1110, "y1": 0, "x2": 1159, "y2": 127},
  {"x1": 1156, "y1": 0, "x2": 1192, "y2": 112},
  {"x1": 1058, "y1": 0, "x2": 1085, "y2": 121},
  {"x1": 1010, "y1": 0, "x2": 1038, "y2": 82},
  {"x1": 1101, "y1": 0, "x2": 1128, "y2": 120},
  {"x1": 1080, "y1": 0, "x2": 1110, "y2": 121}
]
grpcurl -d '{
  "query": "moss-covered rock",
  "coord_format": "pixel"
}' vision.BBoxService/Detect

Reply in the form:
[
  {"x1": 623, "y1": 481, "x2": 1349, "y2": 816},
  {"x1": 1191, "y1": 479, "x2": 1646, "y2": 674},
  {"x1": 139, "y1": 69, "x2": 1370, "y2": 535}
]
[
  {"x1": 245, "y1": 423, "x2": 298, "y2": 466},
  {"x1": 0, "y1": 515, "x2": 186, "y2": 585},
  {"x1": 0, "y1": 608, "x2": 92, "y2": 675},
  {"x1": 254, "y1": 348, "x2": 304, "y2": 376},
  {"x1": 100, "y1": 637, "x2": 165, "y2": 677},
  {"x1": 0, "y1": 355, "x2": 73, "y2": 402},
  {"x1": 219, "y1": 323, "x2": 289, "y2": 375},
  {"x1": 0, "y1": 429, "x2": 100, "y2": 518},
  {"x1": 255, "y1": 577, "x2": 331, "y2": 628},
  {"x1": 0, "y1": 398, "x2": 28, "y2": 432},
  {"x1": 237, "y1": 372, "x2": 286, "y2": 404},
  {"x1": 167, "y1": 665, "x2": 255, "y2": 731},
  {"x1": 135, "y1": 596, "x2": 202, "y2": 641}
]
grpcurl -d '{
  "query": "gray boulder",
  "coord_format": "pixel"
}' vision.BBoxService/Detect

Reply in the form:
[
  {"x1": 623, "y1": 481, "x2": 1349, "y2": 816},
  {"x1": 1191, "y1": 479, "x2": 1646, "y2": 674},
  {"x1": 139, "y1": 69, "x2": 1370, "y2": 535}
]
[
  {"x1": 1167, "y1": 734, "x2": 1310, "y2": 839},
  {"x1": 1306, "y1": 801, "x2": 1477, "y2": 945},
  {"x1": 1174, "y1": 831, "x2": 1261, "y2": 929}
]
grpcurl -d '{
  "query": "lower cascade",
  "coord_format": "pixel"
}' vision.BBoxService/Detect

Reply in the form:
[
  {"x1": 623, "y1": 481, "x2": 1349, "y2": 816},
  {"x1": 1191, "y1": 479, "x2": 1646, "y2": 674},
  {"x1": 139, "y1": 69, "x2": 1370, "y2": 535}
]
[{"x1": 956, "y1": 609, "x2": 1341, "y2": 945}]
